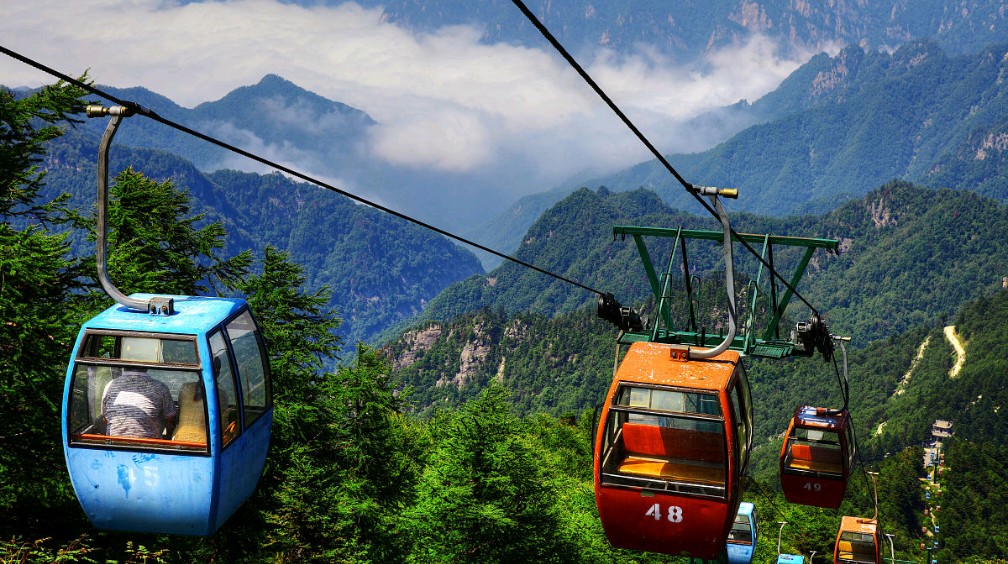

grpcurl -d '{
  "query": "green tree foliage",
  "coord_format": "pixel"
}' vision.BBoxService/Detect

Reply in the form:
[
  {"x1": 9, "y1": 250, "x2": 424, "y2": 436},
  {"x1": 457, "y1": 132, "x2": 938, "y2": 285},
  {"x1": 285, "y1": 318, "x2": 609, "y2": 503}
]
[
  {"x1": 262, "y1": 345, "x2": 421, "y2": 563},
  {"x1": 937, "y1": 440, "x2": 1008, "y2": 561},
  {"x1": 404, "y1": 384, "x2": 569, "y2": 563},
  {"x1": 71, "y1": 167, "x2": 252, "y2": 302},
  {"x1": 238, "y1": 245, "x2": 342, "y2": 401},
  {"x1": 877, "y1": 447, "x2": 926, "y2": 556},
  {"x1": 0, "y1": 79, "x2": 89, "y2": 527},
  {"x1": 190, "y1": 244, "x2": 346, "y2": 561}
]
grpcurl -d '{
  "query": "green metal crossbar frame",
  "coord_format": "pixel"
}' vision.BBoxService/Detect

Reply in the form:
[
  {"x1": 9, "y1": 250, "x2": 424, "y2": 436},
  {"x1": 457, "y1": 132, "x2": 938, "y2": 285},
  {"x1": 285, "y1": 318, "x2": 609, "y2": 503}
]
[{"x1": 613, "y1": 225, "x2": 839, "y2": 358}]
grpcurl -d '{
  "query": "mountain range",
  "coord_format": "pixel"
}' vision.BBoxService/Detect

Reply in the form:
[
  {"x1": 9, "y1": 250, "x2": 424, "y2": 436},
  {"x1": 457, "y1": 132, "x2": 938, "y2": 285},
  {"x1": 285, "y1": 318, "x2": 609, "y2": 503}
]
[
  {"x1": 472, "y1": 38, "x2": 1008, "y2": 258},
  {"x1": 389, "y1": 182, "x2": 1008, "y2": 407},
  {"x1": 11, "y1": 2, "x2": 1008, "y2": 560},
  {"x1": 17, "y1": 0, "x2": 1008, "y2": 349},
  {"x1": 29, "y1": 36, "x2": 1008, "y2": 346},
  {"x1": 39, "y1": 125, "x2": 484, "y2": 346},
  {"x1": 365, "y1": 0, "x2": 1008, "y2": 60}
]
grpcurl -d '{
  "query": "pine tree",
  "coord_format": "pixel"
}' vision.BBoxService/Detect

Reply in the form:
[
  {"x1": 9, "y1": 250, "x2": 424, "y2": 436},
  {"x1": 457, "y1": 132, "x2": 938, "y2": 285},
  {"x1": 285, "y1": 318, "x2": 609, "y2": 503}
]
[
  {"x1": 73, "y1": 167, "x2": 252, "y2": 304},
  {"x1": 405, "y1": 383, "x2": 566, "y2": 563},
  {"x1": 0, "y1": 80, "x2": 89, "y2": 532}
]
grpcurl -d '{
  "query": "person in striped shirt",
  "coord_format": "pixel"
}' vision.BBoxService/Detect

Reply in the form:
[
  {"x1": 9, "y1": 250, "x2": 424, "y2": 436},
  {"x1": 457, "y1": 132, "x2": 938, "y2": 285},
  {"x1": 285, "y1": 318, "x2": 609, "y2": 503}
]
[{"x1": 102, "y1": 368, "x2": 178, "y2": 439}]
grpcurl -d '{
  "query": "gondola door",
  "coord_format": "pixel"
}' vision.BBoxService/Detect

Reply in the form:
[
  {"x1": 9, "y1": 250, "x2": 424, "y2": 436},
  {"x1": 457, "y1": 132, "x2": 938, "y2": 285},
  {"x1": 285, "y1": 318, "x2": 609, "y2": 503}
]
[{"x1": 210, "y1": 310, "x2": 272, "y2": 531}]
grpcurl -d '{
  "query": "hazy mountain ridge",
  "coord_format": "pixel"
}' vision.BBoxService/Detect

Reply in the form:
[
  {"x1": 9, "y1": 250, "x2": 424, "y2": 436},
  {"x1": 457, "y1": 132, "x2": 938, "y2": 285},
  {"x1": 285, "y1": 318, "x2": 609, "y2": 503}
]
[
  {"x1": 73, "y1": 74, "x2": 374, "y2": 175},
  {"x1": 38, "y1": 129, "x2": 484, "y2": 345},
  {"x1": 634, "y1": 39, "x2": 1008, "y2": 215},
  {"x1": 17, "y1": 3, "x2": 1008, "y2": 346},
  {"x1": 477, "y1": 38, "x2": 1008, "y2": 253},
  {"x1": 363, "y1": 0, "x2": 1008, "y2": 60}
]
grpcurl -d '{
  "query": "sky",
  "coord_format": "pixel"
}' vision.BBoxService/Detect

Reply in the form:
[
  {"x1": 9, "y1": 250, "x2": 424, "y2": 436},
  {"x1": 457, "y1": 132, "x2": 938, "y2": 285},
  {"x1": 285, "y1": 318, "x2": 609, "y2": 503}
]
[{"x1": 0, "y1": 0, "x2": 828, "y2": 226}]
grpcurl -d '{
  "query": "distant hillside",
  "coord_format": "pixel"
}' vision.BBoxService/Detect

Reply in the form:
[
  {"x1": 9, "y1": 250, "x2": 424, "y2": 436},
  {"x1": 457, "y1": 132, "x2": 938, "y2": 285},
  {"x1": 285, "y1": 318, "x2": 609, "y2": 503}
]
[
  {"x1": 40, "y1": 129, "x2": 483, "y2": 345},
  {"x1": 476, "y1": 39, "x2": 1008, "y2": 252},
  {"x1": 420, "y1": 181, "x2": 1008, "y2": 347},
  {"x1": 650, "y1": 40, "x2": 1008, "y2": 215},
  {"x1": 364, "y1": 0, "x2": 1008, "y2": 60}
]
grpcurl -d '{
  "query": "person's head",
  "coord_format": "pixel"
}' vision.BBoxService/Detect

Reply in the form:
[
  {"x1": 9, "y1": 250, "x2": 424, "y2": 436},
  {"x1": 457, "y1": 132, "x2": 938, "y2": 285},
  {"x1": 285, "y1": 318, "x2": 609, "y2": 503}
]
[{"x1": 121, "y1": 367, "x2": 149, "y2": 379}]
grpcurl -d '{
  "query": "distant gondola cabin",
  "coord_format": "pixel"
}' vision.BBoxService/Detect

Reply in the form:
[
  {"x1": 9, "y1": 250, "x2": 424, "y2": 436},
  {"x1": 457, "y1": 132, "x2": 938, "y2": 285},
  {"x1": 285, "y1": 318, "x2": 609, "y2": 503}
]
[
  {"x1": 62, "y1": 295, "x2": 272, "y2": 536},
  {"x1": 594, "y1": 341, "x2": 752, "y2": 559},
  {"x1": 834, "y1": 516, "x2": 882, "y2": 564},
  {"x1": 780, "y1": 406, "x2": 854, "y2": 509},
  {"x1": 726, "y1": 501, "x2": 757, "y2": 564}
]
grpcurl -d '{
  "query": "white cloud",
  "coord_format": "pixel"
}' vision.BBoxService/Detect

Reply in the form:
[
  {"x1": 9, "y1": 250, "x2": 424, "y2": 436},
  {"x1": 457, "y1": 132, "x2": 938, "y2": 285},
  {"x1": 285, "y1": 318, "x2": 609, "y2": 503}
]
[{"x1": 0, "y1": 0, "x2": 818, "y2": 210}]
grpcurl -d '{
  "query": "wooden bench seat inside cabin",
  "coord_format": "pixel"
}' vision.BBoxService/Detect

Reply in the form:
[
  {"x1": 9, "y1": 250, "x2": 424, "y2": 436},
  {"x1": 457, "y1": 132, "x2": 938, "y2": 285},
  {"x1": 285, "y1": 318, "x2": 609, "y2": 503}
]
[
  {"x1": 787, "y1": 442, "x2": 844, "y2": 475},
  {"x1": 617, "y1": 422, "x2": 725, "y2": 486},
  {"x1": 172, "y1": 382, "x2": 208, "y2": 444}
]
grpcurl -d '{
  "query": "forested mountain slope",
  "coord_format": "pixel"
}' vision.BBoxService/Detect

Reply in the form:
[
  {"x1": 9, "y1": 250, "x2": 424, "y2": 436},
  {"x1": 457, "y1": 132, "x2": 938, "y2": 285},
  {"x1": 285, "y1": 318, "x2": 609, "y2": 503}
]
[
  {"x1": 384, "y1": 226, "x2": 1008, "y2": 561},
  {"x1": 387, "y1": 274, "x2": 1008, "y2": 459},
  {"x1": 419, "y1": 181, "x2": 1008, "y2": 346},
  {"x1": 40, "y1": 129, "x2": 483, "y2": 345}
]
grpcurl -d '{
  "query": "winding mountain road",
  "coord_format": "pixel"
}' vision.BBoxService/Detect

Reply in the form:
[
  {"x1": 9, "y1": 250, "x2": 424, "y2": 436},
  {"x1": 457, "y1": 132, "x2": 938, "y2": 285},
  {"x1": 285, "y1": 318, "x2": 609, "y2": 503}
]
[{"x1": 944, "y1": 326, "x2": 966, "y2": 379}]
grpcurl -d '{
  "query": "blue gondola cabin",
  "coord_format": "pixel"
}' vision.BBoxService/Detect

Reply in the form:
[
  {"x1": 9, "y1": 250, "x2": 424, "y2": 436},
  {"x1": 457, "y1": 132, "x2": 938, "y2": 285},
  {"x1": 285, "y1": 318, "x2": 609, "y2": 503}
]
[
  {"x1": 726, "y1": 501, "x2": 757, "y2": 563},
  {"x1": 62, "y1": 295, "x2": 272, "y2": 536}
]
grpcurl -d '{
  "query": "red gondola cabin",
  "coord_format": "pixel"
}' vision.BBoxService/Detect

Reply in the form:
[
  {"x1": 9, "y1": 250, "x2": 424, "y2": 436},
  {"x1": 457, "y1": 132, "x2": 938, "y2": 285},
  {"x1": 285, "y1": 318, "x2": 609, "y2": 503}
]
[
  {"x1": 780, "y1": 406, "x2": 854, "y2": 509},
  {"x1": 594, "y1": 341, "x2": 753, "y2": 558}
]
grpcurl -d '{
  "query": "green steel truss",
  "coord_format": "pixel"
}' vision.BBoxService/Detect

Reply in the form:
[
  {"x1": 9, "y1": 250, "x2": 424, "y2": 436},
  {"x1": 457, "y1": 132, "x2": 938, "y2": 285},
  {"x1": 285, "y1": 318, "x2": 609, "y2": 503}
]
[{"x1": 613, "y1": 225, "x2": 839, "y2": 359}]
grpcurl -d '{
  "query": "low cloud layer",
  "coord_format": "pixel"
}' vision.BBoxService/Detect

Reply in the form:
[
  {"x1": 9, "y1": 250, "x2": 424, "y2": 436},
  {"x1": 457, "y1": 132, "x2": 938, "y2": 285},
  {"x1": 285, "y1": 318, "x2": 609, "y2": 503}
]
[{"x1": 0, "y1": 0, "x2": 822, "y2": 216}]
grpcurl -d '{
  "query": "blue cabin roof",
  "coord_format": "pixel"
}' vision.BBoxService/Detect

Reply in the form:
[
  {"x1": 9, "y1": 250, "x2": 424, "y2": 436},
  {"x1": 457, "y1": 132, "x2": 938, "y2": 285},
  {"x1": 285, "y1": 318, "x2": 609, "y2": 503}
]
[
  {"x1": 737, "y1": 501, "x2": 755, "y2": 517},
  {"x1": 82, "y1": 294, "x2": 248, "y2": 335},
  {"x1": 795, "y1": 405, "x2": 842, "y2": 430}
]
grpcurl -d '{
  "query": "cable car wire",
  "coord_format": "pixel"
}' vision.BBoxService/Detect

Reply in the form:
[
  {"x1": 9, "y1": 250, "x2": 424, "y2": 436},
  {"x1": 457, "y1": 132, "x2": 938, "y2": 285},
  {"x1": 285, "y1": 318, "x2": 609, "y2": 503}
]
[
  {"x1": 0, "y1": 44, "x2": 607, "y2": 299},
  {"x1": 510, "y1": 0, "x2": 823, "y2": 318}
]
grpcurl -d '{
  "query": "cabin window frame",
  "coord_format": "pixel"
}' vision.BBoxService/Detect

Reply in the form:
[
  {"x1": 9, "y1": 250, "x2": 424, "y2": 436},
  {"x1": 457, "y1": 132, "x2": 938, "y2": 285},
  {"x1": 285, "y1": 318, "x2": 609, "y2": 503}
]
[
  {"x1": 727, "y1": 363, "x2": 753, "y2": 477},
  {"x1": 208, "y1": 328, "x2": 242, "y2": 449},
  {"x1": 599, "y1": 382, "x2": 729, "y2": 499},
  {"x1": 67, "y1": 329, "x2": 210, "y2": 455},
  {"x1": 221, "y1": 309, "x2": 272, "y2": 431},
  {"x1": 835, "y1": 530, "x2": 878, "y2": 563},
  {"x1": 783, "y1": 425, "x2": 846, "y2": 478},
  {"x1": 726, "y1": 512, "x2": 754, "y2": 545}
]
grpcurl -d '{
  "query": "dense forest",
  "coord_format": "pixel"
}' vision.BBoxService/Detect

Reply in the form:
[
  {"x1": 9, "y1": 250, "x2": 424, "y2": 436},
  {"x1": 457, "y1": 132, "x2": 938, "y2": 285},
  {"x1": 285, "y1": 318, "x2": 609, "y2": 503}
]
[{"x1": 5, "y1": 78, "x2": 1008, "y2": 563}]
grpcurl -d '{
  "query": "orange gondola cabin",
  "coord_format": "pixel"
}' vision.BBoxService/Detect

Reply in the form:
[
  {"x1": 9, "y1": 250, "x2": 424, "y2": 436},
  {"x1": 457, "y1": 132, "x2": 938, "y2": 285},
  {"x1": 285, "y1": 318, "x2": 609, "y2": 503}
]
[
  {"x1": 780, "y1": 406, "x2": 854, "y2": 509},
  {"x1": 834, "y1": 516, "x2": 882, "y2": 564},
  {"x1": 594, "y1": 341, "x2": 753, "y2": 559}
]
